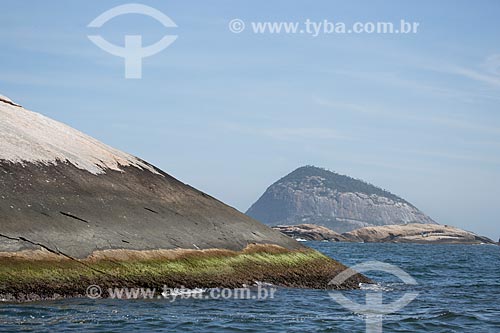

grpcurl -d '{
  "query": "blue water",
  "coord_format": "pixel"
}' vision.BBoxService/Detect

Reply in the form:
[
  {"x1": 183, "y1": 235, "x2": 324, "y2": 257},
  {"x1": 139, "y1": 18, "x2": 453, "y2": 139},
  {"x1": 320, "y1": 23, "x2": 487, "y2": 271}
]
[{"x1": 1, "y1": 243, "x2": 499, "y2": 332}]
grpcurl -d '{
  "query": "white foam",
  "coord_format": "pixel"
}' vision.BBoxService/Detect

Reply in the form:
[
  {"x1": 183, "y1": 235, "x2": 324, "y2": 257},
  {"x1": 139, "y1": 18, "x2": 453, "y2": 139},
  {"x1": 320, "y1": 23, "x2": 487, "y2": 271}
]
[
  {"x1": 359, "y1": 283, "x2": 393, "y2": 292},
  {"x1": 0, "y1": 95, "x2": 160, "y2": 175},
  {"x1": 254, "y1": 281, "x2": 274, "y2": 286},
  {"x1": 162, "y1": 287, "x2": 206, "y2": 297}
]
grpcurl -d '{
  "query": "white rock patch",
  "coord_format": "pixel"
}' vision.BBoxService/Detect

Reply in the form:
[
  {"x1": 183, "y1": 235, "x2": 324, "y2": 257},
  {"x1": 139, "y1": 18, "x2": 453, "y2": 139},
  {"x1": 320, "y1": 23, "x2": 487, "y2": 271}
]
[
  {"x1": 0, "y1": 95, "x2": 160, "y2": 175},
  {"x1": 0, "y1": 95, "x2": 13, "y2": 103}
]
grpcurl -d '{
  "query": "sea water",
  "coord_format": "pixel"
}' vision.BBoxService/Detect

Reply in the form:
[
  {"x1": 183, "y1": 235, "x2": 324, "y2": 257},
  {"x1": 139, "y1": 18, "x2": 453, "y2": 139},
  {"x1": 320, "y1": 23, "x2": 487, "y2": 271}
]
[{"x1": 1, "y1": 243, "x2": 499, "y2": 332}]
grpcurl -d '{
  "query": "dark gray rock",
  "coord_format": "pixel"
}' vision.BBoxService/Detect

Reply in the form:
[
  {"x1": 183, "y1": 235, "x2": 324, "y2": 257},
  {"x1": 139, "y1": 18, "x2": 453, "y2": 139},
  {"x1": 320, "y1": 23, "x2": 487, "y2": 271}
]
[{"x1": 0, "y1": 97, "x2": 301, "y2": 259}]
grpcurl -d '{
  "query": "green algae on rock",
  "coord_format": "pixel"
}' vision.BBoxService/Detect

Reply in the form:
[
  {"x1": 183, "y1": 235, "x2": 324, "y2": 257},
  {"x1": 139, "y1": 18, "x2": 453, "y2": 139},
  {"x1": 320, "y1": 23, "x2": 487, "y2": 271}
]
[{"x1": 0, "y1": 245, "x2": 369, "y2": 301}]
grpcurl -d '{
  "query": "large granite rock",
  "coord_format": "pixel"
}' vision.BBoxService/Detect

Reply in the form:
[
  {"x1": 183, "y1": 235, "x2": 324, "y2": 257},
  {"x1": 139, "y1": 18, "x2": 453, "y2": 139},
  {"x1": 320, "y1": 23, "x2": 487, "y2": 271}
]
[
  {"x1": 0, "y1": 95, "x2": 301, "y2": 259},
  {"x1": 247, "y1": 166, "x2": 436, "y2": 233}
]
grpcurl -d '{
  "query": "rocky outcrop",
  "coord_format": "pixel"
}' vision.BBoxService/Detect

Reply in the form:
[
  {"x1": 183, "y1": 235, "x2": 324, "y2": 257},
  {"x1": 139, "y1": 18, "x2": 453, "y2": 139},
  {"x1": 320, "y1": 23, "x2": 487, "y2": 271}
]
[
  {"x1": 0, "y1": 95, "x2": 368, "y2": 300},
  {"x1": 273, "y1": 224, "x2": 350, "y2": 242},
  {"x1": 247, "y1": 166, "x2": 436, "y2": 233},
  {"x1": 0, "y1": 95, "x2": 299, "y2": 258},
  {"x1": 342, "y1": 223, "x2": 496, "y2": 244},
  {"x1": 273, "y1": 223, "x2": 496, "y2": 245}
]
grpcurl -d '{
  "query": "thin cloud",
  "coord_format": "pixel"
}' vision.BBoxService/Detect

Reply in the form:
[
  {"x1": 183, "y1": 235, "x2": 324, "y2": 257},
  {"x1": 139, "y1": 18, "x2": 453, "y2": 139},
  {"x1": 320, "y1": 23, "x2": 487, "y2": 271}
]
[
  {"x1": 481, "y1": 54, "x2": 500, "y2": 76},
  {"x1": 416, "y1": 54, "x2": 500, "y2": 89},
  {"x1": 442, "y1": 66, "x2": 500, "y2": 88},
  {"x1": 326, "y1": 69, "x2": 500, "y2": 103},
  {"x1": 262, "y1": 127, "x2": 350, "y2": 141},
  {"x1": 391, "y1": 147, "x2": 500, "y2": 165},
  {"x1": 313, "y1": 96, "x2": 500, "y2": 136},
  {"x1": 222, "y1": 122, "x2": 351, "y2": 142}
]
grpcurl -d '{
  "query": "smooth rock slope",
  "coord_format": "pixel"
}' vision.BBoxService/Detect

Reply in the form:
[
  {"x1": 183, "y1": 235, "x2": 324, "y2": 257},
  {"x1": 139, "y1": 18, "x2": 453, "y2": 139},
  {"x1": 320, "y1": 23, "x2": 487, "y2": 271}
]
[
  {"x1": 247, "y1": 166, "x2": 437, "y2": 233},
  {"x1": 0, "y1": 95, "x2": 300, "y2": 258}
]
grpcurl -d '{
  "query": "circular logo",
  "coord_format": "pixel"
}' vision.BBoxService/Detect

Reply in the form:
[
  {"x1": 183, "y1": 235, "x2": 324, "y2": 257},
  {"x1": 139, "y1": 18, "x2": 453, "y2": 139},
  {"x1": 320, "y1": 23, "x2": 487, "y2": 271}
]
[
  {"x1": 229, "y1": 19, "x2": 245, "y2": 33},
  {"x1": 86, "y1": 284, "x2": 102, "y2": 299},
  {"x1": 87, "y1": 4, "x2": 178, "y2": 78}
]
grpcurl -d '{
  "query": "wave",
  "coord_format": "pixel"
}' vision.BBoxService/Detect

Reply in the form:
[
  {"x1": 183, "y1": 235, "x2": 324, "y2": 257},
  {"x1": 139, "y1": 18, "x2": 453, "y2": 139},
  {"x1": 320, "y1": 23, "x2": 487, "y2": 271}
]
[{"x1": 162, "y1": 287, "x2": 206, "y2": 297}]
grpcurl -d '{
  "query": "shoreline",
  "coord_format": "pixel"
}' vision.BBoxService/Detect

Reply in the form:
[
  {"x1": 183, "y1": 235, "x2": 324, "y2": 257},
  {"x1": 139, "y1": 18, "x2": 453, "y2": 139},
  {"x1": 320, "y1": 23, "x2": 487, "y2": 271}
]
[
  {"x1": 0, "y1": 244, "x2": 370, "y2": 302},
  {"x1": 300, "y1": 239, "x2": 499, "y2": 245}
]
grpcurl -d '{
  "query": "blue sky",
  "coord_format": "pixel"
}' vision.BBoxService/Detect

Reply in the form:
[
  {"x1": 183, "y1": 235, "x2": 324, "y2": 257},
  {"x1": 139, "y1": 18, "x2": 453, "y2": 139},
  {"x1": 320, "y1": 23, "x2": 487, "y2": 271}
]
[{"x1": 1, "y1": 1, "x2": 499, "y2": 239}]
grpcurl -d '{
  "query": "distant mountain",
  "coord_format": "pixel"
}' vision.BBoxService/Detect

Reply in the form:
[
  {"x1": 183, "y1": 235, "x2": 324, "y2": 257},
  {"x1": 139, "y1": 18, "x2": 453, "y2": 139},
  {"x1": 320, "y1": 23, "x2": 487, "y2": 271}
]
[{"x1": 247, "y1": 166, "x2": 436, "y2": 233}]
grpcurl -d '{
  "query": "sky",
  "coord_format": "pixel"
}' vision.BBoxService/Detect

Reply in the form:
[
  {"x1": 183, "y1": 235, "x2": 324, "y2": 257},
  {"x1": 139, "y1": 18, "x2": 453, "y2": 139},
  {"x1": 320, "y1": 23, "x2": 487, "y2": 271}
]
[{"x1": 1, "y1": 1, "x2": 499, "y2": 239}]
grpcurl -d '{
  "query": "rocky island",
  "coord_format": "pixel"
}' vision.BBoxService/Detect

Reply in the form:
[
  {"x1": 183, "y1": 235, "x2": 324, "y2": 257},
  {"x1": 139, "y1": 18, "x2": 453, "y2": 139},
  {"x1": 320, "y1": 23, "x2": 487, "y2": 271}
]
[
  {"x1": 0, "y1": 95, "x2": 367, "y2": 301},
  {"x1": 247, "y1": 165, "x2": 436, "y2": 233},
  {"x1": 273, "y1": 223, "x2": 496, "y2": 245},
  {"x1": 273, "y1": 224, "x2": 350, "y2": 242},
  {"x1": 250, "y1": 166, "x2": 494, "y2": 245}
]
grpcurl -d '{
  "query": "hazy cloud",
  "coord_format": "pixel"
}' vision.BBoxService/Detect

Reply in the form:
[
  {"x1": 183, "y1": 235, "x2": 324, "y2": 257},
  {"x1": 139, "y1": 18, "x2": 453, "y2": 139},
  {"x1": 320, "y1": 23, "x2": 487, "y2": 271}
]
[{"x1": 223, "y1": 122, "x2": 351, "y2": 142}]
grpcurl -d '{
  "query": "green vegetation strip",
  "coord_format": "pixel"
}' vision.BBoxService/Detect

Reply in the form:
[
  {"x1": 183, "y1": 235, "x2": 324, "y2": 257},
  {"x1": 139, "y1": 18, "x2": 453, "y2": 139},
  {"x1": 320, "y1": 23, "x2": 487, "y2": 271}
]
[{"x1": 0, "y1": 248, "x2": 366, "y2": 300}]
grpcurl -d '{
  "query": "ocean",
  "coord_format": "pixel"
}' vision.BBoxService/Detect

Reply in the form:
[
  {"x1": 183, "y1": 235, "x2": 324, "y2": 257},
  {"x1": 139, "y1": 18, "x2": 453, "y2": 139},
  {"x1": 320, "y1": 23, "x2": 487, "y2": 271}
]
[{"x1": 1, "y1": 243, "x2": 499, "y2": 332}]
